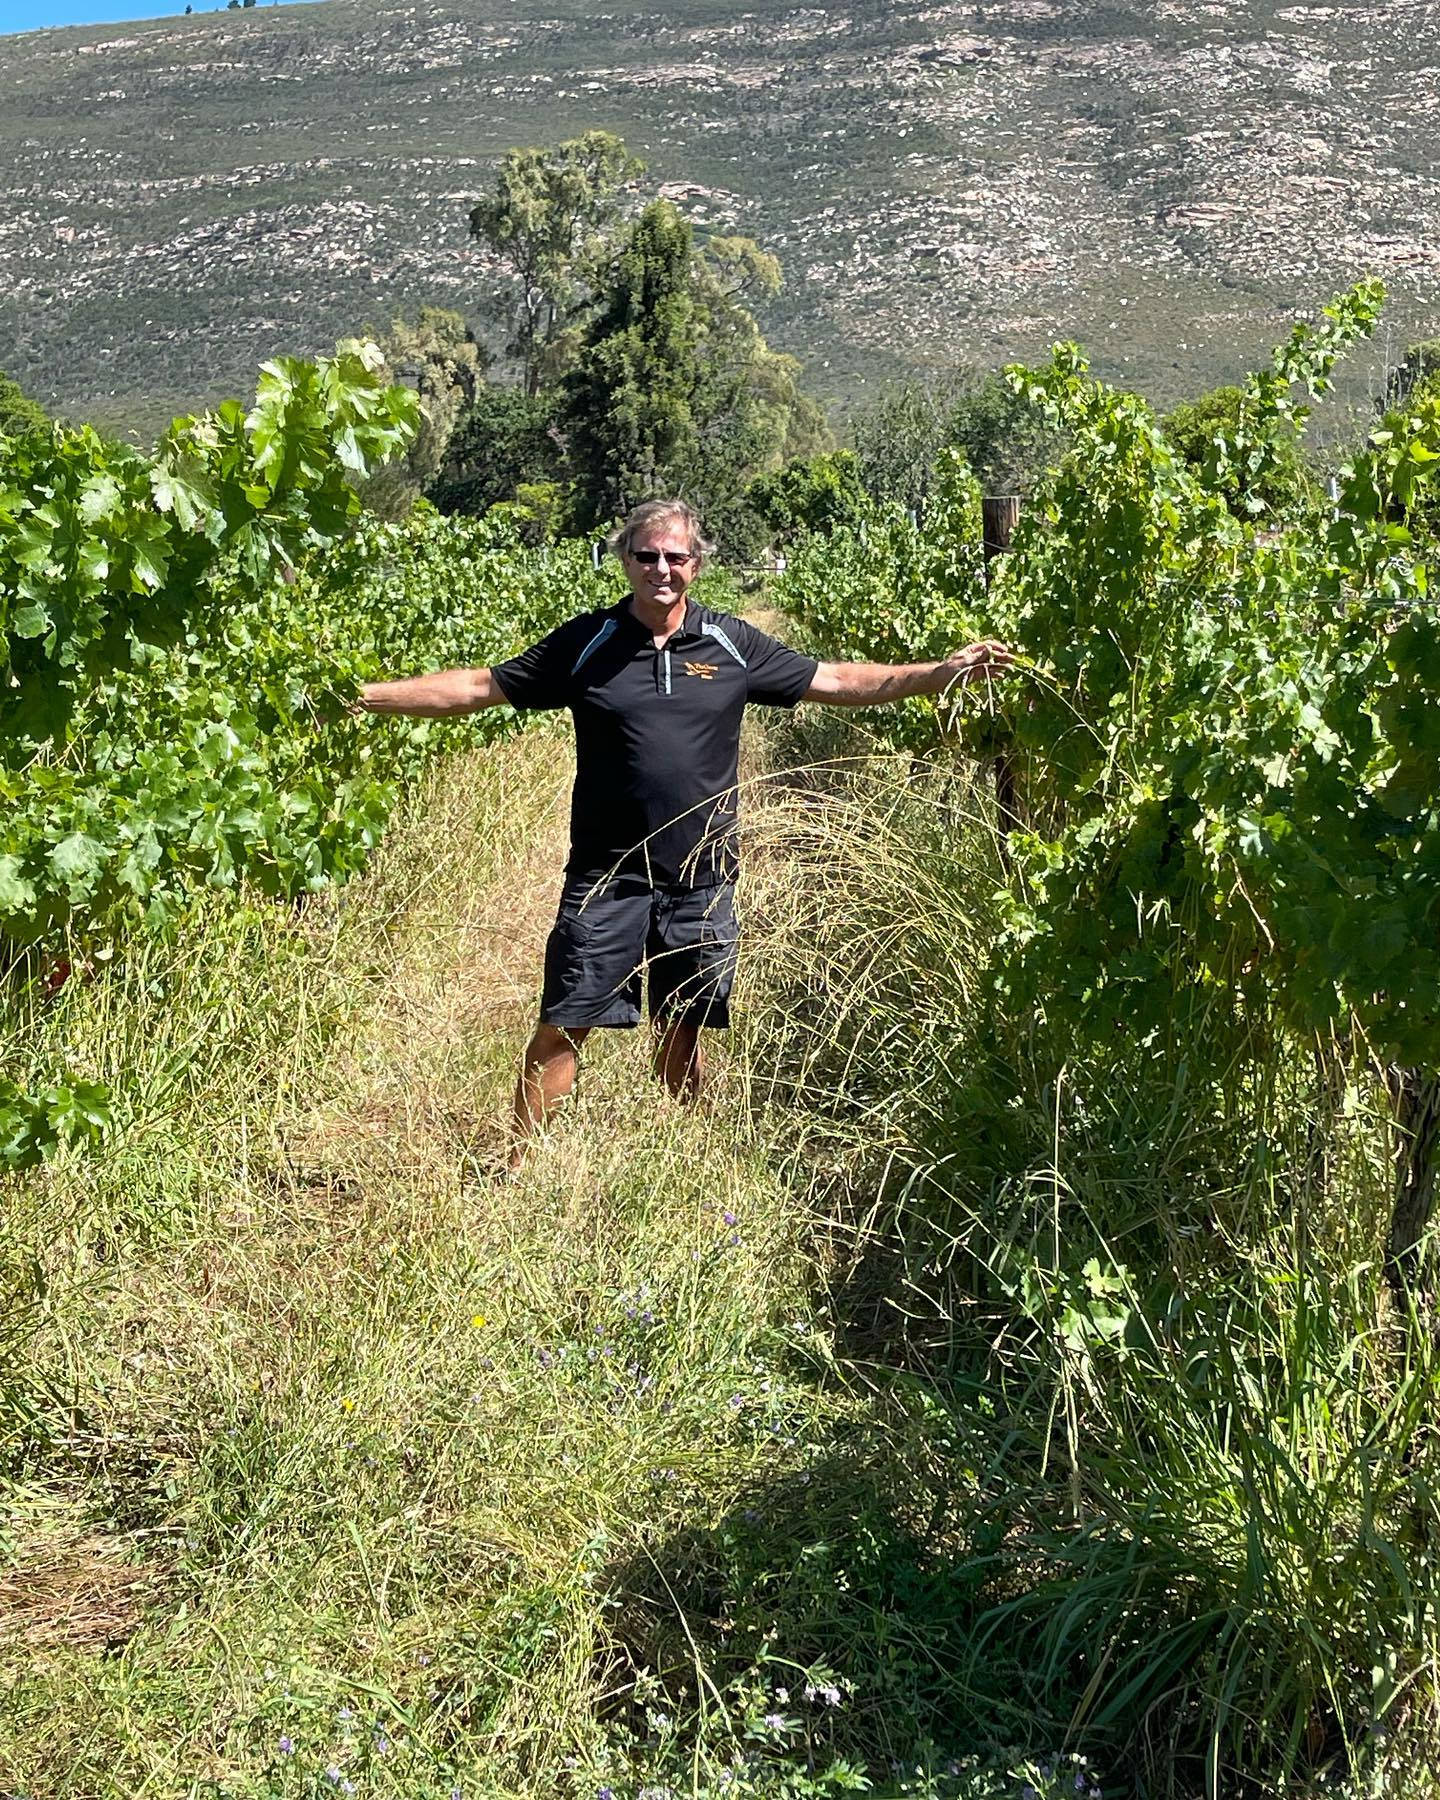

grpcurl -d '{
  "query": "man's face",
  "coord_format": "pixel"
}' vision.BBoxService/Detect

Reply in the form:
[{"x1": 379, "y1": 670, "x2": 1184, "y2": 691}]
[{"x1": 623, "y1": 519, "x2": 700, "y2": 609}]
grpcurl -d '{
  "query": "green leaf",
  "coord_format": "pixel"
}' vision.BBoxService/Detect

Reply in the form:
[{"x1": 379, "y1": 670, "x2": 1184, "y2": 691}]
[
  {"x1": 10, "y1": 602, "x2": 49, "y2": 639},
  {"x1": 0, "y1": 854, "x2": 36, "y2": 915},
  {"x1": 49, "y1": 831, "x2": 106, "y2": 885},
  {"x1": 78, "y1": 472, "x2": 122, "y2": 526}
]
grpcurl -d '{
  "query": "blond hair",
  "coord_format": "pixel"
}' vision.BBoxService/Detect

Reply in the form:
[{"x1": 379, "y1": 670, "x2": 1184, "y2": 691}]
[{"x1": 605, "y1": 499, "x2": 716, "y2": 562}]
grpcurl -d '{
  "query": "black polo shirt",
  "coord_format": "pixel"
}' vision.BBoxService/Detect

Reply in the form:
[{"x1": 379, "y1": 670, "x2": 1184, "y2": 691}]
[{"x1": 491, "y1": 598, "x2": 818, "y2": 886}]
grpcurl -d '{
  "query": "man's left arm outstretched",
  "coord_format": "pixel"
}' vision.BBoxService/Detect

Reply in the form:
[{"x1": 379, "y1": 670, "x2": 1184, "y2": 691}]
[{"x1": 803, "y1": 638, "x2": 1013, "y2": 705}]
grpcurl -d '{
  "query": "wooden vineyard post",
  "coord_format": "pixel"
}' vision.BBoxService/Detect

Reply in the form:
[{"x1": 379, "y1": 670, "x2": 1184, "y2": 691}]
[
  {"x1": 983, "y1": 494, "x2": 1021, "y2": 563},
  {"x1": 983, "y1": 496, "x2": 1023, "y2": 856},
  {"x1": 1386, "y1": 1064, "x2": 1440, "y2": 1292}
]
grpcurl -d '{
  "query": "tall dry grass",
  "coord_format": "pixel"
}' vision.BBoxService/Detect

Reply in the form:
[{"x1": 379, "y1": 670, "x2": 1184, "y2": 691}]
[{"x1": 5, "y1": 704, "x2": 1436, "y2": 1800}]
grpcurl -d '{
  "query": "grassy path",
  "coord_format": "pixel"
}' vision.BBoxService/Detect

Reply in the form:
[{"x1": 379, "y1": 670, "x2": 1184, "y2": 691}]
[{"x1": 2, "y1": 722, "x2": 912, "y2": 1800}]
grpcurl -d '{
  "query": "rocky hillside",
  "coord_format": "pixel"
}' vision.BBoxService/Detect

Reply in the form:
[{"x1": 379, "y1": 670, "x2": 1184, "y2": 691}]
[{"x1": 2, "y1": 0, "x2": 1438, "y2": 436}]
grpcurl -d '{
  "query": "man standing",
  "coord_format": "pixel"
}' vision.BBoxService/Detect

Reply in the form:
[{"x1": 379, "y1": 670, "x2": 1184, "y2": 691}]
[{"x1": 358, "y1": 498, "x2": 1011, "y2": 1166}]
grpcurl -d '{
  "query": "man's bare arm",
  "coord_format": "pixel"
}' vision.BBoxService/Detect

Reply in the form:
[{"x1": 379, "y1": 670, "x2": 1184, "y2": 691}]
[
  {"x1": 805, "y1": 639, "x2": 1013, "y2": 706},
  {"x1": 356, "y1": 667, "x2": 510, "y2": 718}
]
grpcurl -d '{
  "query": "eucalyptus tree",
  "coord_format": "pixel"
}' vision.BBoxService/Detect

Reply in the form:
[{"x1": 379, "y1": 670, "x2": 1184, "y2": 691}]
[{"x1": 468, "y1": 131, "x2": 644, "y2": 397}]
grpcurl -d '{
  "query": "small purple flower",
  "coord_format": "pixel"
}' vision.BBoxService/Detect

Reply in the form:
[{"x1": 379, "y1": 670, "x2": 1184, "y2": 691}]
[
  {"x1": 337, "y1": 1707, "x2": 354, "y2": 1722},
  {"x1": 325, "y1": 1767, "x2": 343, "y2": 1785},
  {"x1": 537, "y1": 1347, "x2": 554, "y2": 1369},
  {"x1": 277, "y1": 1736, "x2": 295, "y2": 1756},
  {"x1": 722, "y1": 1209, "x2": 737, "y2": 1227},
  {"x1": 729, "y1": 1232, "x2": 741, "y2": 1247},
  {"x1": 762, "y1": 1712, "x2": 785, "y2": 1731},
  {"x1": 597, "y1": 1788, "x2": 614, "y2": 1800}
]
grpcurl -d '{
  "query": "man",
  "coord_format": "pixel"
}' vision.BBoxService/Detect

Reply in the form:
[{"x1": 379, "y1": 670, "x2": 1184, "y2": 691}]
[{"x1": 358, "y1": 498, "x2": 1011, "y2": 1166}]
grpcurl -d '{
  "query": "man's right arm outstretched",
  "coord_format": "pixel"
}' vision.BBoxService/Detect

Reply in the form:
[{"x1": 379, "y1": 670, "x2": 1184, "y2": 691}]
[{"x1": 356, "y1": 668, "x2": 511, "y2": 717}]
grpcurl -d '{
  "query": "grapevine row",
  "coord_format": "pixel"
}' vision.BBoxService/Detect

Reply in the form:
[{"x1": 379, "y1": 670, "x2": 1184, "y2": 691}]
[
  {"x1": 1, "y1": 349, "x2": 611, "y2": 1169},
  {"x1": 777, "y1": 281, "x2": 1440, "y2": 1259}
]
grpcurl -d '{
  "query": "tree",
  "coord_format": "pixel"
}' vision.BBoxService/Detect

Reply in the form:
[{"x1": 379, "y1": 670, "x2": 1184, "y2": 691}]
[
  {"x1": 427, "y1": 386, "x2": 563, "y2": 518},
  {"x1": 851, "y1": 369, "x2": 977, "y2": 513},
  {"x1": 469, "y1": 132, "x2": 644, "y2": 397},
  {"x1": 560, "y1": 205, "x2": 830, "y2": 552},
  {"x1": 0, "y1": 371, "x2": 48, "y2": 440},
  {"x1": 559, "y1": 201, "x2": 705, "y2": 531},
  {"x1": 946, "y1": 370, "x2": 1067, "y2": 495},
  {"x1": 852, "y1": 368, "x2": 1064, "y2": 512},
  {"x1": 675, "y1": 240, "x2": 821, "y2": 554},
  {"x1": 359, "y1": 308, "x2": 488, "y2": 519}
]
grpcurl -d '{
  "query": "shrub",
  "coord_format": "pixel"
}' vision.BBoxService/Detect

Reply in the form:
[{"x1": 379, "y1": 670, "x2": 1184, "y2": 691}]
[
  {"x1": 746, "y1": 450, "x2": 869, "y2": 545},
  {"x1": 428, "y1": 385, "x2": 563, "y2": 517},
  {"x1": 0, "y1": 371, "x2": 49, "y2": 439}
]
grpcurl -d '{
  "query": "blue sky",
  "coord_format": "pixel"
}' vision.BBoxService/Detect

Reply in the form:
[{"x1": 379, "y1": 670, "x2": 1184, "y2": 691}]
[{"x1": 0, "y1": 0, "x2": 316, "y2": 33}]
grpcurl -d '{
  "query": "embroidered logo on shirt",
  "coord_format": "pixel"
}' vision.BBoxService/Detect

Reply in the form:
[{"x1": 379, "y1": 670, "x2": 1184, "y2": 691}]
[{"x1": 684, "y1": 661, "x2": 720, "y2": 680}]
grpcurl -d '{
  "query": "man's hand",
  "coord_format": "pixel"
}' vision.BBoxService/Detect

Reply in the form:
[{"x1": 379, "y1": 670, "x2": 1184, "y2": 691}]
[
  {"x1": 932, "y1": 638, "x2": 1014, "y2": 694},
  {"x1": 805, "y1": 640, "x2": 1015, "y2": 707}
]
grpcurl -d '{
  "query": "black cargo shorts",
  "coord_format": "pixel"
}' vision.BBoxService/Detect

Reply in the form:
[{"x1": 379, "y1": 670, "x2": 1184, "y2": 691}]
[{"x1": 539, "y1": 871, "x2": 739, "y2": 1030}]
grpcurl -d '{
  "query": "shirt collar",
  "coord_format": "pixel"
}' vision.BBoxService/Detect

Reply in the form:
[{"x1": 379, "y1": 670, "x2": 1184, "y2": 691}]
[{"x1": 619, "y1": 597, "x2": 701, "y2": 638}]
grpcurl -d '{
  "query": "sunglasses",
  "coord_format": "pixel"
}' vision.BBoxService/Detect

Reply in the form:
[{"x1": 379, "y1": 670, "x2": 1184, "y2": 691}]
[{"x1": 629, "y1": 548, "x2": 697, "y2": 566}]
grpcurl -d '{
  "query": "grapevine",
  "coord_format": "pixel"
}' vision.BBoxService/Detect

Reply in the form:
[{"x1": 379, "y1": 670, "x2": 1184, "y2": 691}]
[
  {"x1": 780, "y1": 280, "x2": 1440, "y2": 1263},
  {"x1": 1, "y1": 350, "x2": 610, "y2": 1171}
]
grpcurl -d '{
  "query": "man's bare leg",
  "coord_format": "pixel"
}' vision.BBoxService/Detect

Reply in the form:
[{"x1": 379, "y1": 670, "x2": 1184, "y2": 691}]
[
  {"x1": 508, "y1": 1024, "x2": 590, "y2": 1168},
  {"x1": 653, "y1": 1019, "x2": 704, "y2": 1102}
]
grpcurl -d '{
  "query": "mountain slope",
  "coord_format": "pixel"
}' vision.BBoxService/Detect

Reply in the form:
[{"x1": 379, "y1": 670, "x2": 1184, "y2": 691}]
[{"x1": 2, "y1": 0, "x2": 1438, "y2": 436}]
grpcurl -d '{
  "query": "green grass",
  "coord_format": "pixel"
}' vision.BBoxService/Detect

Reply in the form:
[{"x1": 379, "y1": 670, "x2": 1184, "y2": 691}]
[
  {"x1": 4, "y1": 708, "x2": 1440, "y2": 1799},
  {"x1": 0, "y1": 726, "x2": 888, "y2": 1798}
]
